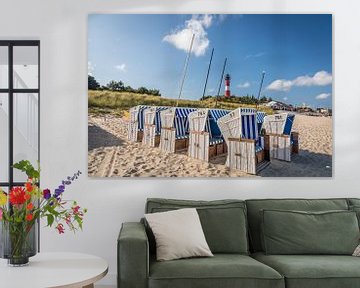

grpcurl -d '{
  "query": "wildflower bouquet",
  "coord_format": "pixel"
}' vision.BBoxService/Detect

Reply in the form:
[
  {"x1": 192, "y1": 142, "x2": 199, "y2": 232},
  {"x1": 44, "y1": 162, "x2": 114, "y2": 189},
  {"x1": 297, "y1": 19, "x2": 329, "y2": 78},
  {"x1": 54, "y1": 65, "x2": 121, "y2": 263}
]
[{"x1": 0, "y1": 160, "x2": 87, "y2": 266}]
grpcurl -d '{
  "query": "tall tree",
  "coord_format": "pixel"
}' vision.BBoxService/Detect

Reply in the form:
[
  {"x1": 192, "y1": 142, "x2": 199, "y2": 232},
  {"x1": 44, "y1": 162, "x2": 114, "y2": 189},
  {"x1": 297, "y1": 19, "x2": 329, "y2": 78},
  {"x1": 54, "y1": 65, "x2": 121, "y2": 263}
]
[
  {"x1": 106, "y1": 80, "x2": 124, "y2": 91},
  {"x1": 88, "y1": 75, "x2": 100, "y2": 90},
  {"x1": 137, "y1": 87, "x2": 149, "y2": 94}
]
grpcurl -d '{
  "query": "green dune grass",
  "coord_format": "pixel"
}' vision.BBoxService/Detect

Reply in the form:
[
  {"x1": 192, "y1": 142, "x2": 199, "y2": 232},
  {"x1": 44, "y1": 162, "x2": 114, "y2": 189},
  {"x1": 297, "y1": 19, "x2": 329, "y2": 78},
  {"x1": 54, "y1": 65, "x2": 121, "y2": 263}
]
[{"x1": 88, "y1": 90, "x2": 273, "y2": 116}]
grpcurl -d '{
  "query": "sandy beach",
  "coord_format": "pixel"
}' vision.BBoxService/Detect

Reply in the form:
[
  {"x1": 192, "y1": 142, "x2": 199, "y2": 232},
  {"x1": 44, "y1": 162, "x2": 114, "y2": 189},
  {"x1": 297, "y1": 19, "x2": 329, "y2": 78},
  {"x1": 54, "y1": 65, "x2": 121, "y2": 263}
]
[{"x1": 88, "y1": 113, "x2": 332, "y2": 177}]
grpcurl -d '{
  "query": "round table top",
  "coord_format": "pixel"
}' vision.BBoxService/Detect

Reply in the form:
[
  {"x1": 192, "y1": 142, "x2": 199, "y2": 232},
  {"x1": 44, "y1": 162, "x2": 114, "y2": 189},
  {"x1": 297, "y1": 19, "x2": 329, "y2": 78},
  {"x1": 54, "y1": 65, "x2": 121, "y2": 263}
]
[{"x1": 0, "y1": 252, "x2": 108, "y2": 288}]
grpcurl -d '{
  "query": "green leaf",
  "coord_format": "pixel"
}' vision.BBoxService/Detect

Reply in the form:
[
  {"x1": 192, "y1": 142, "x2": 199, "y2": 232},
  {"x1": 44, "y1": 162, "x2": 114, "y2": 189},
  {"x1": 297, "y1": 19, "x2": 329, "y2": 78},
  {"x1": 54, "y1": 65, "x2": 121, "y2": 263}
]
[
  {"x1": 47, "y1": 214, "x2": 54, "y2": 227},
  {"x1": 12, "y1": 160, "x2": 40, "y2": 180}
]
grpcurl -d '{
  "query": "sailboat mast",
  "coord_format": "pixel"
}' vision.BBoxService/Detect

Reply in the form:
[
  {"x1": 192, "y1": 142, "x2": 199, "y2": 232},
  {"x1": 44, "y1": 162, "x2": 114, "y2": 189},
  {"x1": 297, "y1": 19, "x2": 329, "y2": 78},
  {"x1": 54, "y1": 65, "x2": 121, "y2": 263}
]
[
  {"x1": 256, "y1": 71, "x2": 266, "y2": 110},
  {"x1": 215, "y1": 57, "x2": 227, "y2": 108},
  {"x1": 177, "y1": 33, "x2": 195, "y2": 106},
  {"x1": 201, "y1": 48, "x2": 214, "y2": 100}
]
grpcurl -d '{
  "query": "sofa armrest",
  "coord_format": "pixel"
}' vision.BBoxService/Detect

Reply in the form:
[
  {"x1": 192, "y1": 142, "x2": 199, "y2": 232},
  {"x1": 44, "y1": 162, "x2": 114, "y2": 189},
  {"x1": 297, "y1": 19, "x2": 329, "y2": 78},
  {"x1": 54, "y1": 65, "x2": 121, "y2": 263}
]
[{"x1": 118, "y1": 222, "x2": 149, "y2": 288}]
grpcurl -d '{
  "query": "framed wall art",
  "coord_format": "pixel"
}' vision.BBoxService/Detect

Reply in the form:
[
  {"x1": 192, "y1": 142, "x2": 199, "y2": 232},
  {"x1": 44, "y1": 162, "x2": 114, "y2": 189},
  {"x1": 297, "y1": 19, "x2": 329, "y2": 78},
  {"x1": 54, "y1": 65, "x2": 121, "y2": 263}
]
[{"x1": 88, "y1": 14, "x2": 332, "y2": 178}]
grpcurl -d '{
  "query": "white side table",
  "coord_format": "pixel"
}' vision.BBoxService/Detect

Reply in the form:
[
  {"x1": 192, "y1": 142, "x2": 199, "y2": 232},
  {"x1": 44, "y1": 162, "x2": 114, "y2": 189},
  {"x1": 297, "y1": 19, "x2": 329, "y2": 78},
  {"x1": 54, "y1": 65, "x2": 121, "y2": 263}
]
[{"x1": 0, "y1": 252, "x2": 108, "y2": 288}]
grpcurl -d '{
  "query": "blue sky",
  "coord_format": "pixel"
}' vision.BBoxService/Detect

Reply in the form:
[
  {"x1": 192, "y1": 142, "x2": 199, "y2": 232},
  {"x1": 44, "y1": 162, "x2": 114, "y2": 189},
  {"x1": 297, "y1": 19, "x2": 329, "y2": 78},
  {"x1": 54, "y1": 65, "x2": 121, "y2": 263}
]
[{"x1": 88, "y1": 14, "x2": 332, "y2": 108}]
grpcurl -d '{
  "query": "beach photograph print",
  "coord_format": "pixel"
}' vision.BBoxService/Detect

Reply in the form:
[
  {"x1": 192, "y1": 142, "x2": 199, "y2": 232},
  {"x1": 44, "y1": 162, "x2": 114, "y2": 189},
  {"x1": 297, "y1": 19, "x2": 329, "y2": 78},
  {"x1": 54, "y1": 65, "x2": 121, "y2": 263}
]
[{"x1": 88, "y1": 14, "x2": 332, "y2": 178}]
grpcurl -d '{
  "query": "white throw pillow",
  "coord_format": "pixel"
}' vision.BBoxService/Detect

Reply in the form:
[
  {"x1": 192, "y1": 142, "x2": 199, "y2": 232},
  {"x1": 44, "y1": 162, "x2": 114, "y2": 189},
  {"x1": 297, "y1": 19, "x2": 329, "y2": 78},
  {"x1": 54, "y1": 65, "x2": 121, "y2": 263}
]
[
  {"x1": 353, "y1": 244, "x2": 360, "y2": 256},
  {"x1": 145, "y1": 208, "x2": 213, "y2": 261}
]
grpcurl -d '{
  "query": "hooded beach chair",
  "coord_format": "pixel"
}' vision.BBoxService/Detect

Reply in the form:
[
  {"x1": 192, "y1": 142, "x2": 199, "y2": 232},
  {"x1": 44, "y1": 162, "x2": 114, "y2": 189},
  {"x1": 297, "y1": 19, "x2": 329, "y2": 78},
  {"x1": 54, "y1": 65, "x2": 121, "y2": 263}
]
[
  {"x1": 142, "y1": 106, "x2": 168, "y2": 147},
  {"x1": 188, "y1": 108, "x2": 230, "y2": 162},
  {"x1": 217, "y1": 108, "x2": 270, "y2": 175},
  {"x1": 127, "y1": 105, "x2": 149, "y2": 142},
  {"x1": 262, "y1": 113, "x2": 299, "y2": 162},
  {"x1": 159, "y1": 107, "x2": 197, "y2": 153}
]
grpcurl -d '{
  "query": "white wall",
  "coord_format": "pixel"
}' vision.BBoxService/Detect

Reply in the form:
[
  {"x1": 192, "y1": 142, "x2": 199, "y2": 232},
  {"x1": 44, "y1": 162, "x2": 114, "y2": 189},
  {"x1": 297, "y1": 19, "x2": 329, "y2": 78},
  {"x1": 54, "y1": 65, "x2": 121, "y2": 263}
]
[{"x1": 1, "y1": 0, "x2": 360, "y2": 286}]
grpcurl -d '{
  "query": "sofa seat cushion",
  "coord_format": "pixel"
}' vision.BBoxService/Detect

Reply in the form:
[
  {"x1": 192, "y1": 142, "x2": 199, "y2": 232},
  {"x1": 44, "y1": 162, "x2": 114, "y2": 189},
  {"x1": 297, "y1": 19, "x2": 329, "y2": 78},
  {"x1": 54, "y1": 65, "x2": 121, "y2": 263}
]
[
  {"x1": 252, "y1": 252, "x2": 360, "y2": 288},
  {"x1": 149, "y1": 254, "x2": 284, "y2": 288}
]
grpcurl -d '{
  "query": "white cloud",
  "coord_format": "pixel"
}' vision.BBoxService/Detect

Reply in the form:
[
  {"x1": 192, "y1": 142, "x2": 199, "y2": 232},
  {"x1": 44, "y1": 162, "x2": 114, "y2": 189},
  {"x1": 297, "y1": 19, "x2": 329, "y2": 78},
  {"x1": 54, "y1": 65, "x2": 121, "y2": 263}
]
[
  {"x1": 200, "y1": 14, "x2": 212, "y2": 28},
  {"x1": 237, "y1": 81, "x2": 250, "y2": 88},
  {"x1": 245, "y1": 52, "x2": 266, "y2": 59},
  {"x1": 293, "y1": 71, "x2": 332, "y2": 87},
  {"x1": 115, "y1": 64, "x2": 126, "y2": 72},
  {"x1": 267, "y1": 79, "x2": 293, "y2": 92},
  {"x1": 315, "y1": 93, "x2": 331, "y2": 100},
  {"x1": 266, "y1": 71, "x2": 332, "y2": 92},
  {"x1": 218, "y1": 14, "x2": 228, "y2": 22},
  {"x1": 88, "y1": 61, "x2": 95, "y2": 76},
  {"x1": 163, "y1": 14, "x2": 213, "y2": 57}
]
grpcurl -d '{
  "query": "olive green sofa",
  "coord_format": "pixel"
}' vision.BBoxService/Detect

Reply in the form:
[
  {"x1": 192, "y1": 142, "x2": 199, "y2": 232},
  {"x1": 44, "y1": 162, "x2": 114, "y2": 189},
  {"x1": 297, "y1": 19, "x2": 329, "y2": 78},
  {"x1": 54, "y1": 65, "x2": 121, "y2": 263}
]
[{"x1": 118, "y1": 198, "x2": 360, "y2": 288}]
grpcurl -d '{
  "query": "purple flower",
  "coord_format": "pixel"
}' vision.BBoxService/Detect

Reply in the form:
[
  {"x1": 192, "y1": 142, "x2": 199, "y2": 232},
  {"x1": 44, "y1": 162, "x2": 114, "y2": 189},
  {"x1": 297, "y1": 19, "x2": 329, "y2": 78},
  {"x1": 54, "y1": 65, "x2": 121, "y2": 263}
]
[
  {"x1": 43, "y1": 189, "x2": 51, "y2": 200},
  {"x1": 54, "y1": 189, "x2": 63, "y2": 198},
  {"x1": 54, "y1": 171, "x2": 81, "y2": 199}
]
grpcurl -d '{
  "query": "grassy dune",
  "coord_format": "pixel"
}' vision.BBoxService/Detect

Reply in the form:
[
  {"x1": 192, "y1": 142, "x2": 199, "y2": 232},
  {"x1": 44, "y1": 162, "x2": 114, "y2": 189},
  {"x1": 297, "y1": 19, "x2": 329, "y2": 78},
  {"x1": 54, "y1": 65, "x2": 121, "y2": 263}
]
[{"x1": 88, "y1": 90, "x2": 273, "y2": 116}]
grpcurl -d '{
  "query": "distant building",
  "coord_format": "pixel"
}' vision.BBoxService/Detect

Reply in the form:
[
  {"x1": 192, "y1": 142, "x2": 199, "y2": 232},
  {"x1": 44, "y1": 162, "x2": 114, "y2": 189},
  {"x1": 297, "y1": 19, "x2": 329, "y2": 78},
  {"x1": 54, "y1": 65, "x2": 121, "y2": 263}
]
[
  {"x1": 265, "y1": 100, "x2": 294, "y2": 111},
  {"x1": 316, "y1": 107, "x2": 332, "y2": 116}
]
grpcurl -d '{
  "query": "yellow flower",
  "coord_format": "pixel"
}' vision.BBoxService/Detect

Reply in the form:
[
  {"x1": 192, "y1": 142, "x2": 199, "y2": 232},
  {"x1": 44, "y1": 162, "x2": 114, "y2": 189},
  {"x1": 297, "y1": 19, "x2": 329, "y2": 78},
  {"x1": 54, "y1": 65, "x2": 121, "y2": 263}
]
[{"x1": 0, "y1": 190, "x2": 7, "y2": 206}]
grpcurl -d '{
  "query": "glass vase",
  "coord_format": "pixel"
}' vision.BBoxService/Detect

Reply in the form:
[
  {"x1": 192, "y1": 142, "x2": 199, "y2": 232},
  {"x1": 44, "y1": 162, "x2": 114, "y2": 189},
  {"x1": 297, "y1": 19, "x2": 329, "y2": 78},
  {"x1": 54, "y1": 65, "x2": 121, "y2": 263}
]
[{"x1": 0, "y1": 220, "x2": 37, "y2": 266}]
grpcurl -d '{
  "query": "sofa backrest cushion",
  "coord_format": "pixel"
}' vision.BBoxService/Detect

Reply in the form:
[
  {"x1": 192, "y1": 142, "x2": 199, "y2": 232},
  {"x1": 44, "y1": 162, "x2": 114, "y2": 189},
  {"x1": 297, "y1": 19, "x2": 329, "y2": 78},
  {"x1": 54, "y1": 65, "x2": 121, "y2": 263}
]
[
  {"x1": 348, "y1": 199, "x2": 360, "y2": 206},
  {"x1": 246, "y1": 198, "x2": 349, "y2": 252},
  {"x1": 145, "y1": 198, "x2": 249, "y2": 254},
  {"x1": 350, "y1": 206, "x2": 360, "y2": 226},
  {"x1": 261, "y1": 209, "x2": 359, "y2": 255},
  {"x1": 347, "y1": 199, "x2": 360, "y2": 228}
]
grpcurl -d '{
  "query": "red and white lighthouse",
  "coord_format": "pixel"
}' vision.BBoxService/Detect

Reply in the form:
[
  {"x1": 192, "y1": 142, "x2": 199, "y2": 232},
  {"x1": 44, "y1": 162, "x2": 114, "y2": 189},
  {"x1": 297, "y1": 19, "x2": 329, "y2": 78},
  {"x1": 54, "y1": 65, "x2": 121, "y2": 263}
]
[{"x1": 224, "y1": 73, "x2": 231, "y2": 97}]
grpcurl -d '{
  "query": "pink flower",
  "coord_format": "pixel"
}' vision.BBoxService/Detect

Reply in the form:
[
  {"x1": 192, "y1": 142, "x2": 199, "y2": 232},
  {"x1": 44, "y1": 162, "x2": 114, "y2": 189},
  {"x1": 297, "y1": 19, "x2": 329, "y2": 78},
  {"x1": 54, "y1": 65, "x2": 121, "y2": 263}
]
[
  {"x1": 65, "y1": 214, "x2": 71, "y2": 225},
  {"x1": 0, "y1": 208, "x2": 3, "y2": 220},
  {"x1": 72, "y1": 205, "x2": 80, "y2": 215},
  {"x1": 56, "y1": 223, "x2": 65, "y2": 234}
]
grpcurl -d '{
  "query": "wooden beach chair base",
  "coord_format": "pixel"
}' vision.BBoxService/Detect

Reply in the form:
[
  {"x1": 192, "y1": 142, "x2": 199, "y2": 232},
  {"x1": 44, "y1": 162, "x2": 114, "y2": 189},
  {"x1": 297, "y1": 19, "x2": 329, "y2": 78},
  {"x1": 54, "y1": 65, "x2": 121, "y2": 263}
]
[
  {"x1": 292, "y1": 132, "x2": 299, "y2": 154},
  {"x1": 188, "y1": 132, "x2": 227, "y2": 162},
  {"x1": 154, "y1": 135, "x2": 161, "y2": 147},
  {"x1": 209, "y1": 142, "x2": 227, "y2": 159},
  {"x1": 267, "y1": 132, "x2": 299, "y2": 162},
  {"x1": 227, "y1": 137, "x2": 270, "y2": 175},
  {"x1": 175, "y1": 138, "x2": 189, "y2": 151},
  {"x1": 136, "y1": 131, "x2": 143, "y2": 142},
  {"x1": 160, "y1": 128, "x2": 189, "y2": 153}
]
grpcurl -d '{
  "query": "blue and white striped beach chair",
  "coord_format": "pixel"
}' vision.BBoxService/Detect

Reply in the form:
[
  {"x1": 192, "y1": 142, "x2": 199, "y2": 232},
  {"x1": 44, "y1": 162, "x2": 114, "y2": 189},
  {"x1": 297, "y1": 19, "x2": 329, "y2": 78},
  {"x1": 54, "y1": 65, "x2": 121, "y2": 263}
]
[
  {"x1": 143, "y1": 106, "x2": 168, "y2": 147},
  {"x1": 262, "y1": 113, "x2": 298, "y2": 161},
  {"x1": 127, "y1": 105, "x2": 149, "y2": 142},
  {"x1": 217, "y1": 108, "x2": 270, "y2": 175},
  {"x1": 188, "y1": 108, "x2": 230, "y2": 161},
  {"x1": 256, "y1": 111, "x2": 267, "y2": 134},
  {"x1": 159, "y1": 107, "x2": 197, "y2": 153}
]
